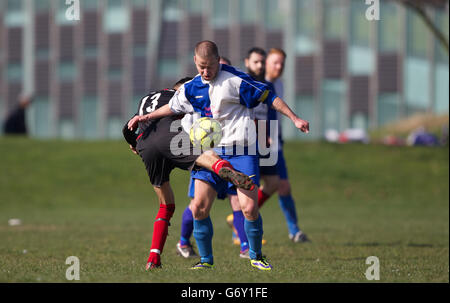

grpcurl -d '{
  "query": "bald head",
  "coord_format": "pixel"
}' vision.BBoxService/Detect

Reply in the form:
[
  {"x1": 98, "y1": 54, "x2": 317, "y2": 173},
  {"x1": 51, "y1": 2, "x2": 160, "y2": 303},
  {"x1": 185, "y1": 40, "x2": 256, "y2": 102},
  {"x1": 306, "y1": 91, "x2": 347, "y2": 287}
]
[
  {"x1": 194, "y1": 40, "x2": 221, "y2": 81},
  {"x1": 195, "y1": 40, "x2": 220, "y2": 60}
]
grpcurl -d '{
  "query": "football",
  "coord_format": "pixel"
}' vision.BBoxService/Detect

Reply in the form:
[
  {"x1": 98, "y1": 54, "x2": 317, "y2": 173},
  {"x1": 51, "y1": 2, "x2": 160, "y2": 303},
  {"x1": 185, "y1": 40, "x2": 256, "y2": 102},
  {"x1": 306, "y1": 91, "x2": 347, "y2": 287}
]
[{"x1": 189, "y1": 117, "x2": 223, "y2": 149}]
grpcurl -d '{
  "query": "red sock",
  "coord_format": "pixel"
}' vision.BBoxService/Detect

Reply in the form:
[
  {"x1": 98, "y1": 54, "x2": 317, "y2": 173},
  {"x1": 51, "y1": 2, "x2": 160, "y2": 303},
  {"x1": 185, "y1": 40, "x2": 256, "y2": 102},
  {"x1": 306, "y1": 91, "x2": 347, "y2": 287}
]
[
  {"x1": 147, "y1": 203, "x2": 175, "y2": 265},
  {"x1": 212, "y1": 159, "x2": 233, "y2": 175},
  {"x1": 258, "y1": 189, "x2": 270, "y2": 208}
]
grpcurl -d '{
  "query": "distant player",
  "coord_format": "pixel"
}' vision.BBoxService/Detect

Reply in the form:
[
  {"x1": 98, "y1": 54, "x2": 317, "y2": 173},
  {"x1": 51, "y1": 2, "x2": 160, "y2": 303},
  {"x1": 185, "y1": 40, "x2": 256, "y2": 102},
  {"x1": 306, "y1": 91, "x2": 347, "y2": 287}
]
[
  {"x1": 128, "y1": 41, "x2": 309, "y2": 271},
  {"x1": 123, "y1": 77, "x2": 255, "y2": 270},
  {"x1": 260, "y1": 48, "x2": 310, "y2": 243}
]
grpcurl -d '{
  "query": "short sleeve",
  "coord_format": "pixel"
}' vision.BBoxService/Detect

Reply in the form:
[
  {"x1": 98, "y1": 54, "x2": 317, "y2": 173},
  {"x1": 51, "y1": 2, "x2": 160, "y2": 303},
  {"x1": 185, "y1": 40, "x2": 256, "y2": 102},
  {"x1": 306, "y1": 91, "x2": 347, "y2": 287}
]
[
  {"x1": 168, "y1": 85, "x2": 194, "y2": 114},
  {"x1": 238, "y1": 76, "x2": 277, "y2": 109}
]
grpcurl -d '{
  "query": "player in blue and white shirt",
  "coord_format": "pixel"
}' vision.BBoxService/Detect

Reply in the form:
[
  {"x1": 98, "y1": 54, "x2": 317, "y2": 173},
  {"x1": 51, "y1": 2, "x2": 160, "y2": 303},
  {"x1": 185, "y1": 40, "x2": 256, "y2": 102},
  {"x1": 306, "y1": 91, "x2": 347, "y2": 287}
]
[{"x1": 128, "y1": 41, "x2": 309, "y2": 271}]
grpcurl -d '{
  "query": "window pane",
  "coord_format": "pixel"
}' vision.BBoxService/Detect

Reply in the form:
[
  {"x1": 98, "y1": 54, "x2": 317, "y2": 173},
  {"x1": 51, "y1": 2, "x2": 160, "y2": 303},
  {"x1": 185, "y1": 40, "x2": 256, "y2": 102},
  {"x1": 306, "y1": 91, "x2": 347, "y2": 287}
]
[
  {"x1": 264, "y1": 0, "x2": 283, "y2": 30},
  {"x1": 350, "y1": 0, "x2": 370, "y2": 46},
  {"x1": 186, "y1": 0, "x2": 203, "y2": 14},
  {"x1": 212, "y1": 0, "x2": 229, "y2": 28},
  {"x1": 297, "y1": 0, "x2": 316, "y2": 37},
  {"x1": 163, "y1": 0, "x2": 182, "y2": 21},
  {"x1": 323, "y1": 0, "x2": 346, "y2": 39},
  {"x1": 59, "y1": 62, "x2": 77, "y2": 81},
  {"x1": 378, "y1": 2, "x2": 400, "y2": 52},
  {"x1": 104, "y1": 0, "x2": 130, "y2": 33},
  {"x1": 239, "y1": 0, "x2": 258, "y2": 24},
  {"x1": 435, "y1": 10, "x2": 449, "y2": 64},
  {"x1": 407, "y1": 9, "x2": 428, "y2": 58},
  {"x1": 7, "y1": 63, "x2": 22, "y2": 82}
]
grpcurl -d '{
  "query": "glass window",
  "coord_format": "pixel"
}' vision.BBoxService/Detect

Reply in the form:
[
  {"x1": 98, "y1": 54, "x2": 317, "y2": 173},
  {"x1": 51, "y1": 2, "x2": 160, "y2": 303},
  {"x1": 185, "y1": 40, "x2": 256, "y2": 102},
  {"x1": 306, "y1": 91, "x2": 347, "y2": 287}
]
[
  {"x1": 185, "y1": 0, "x2": 203, "y2": 14},
  {"x1": 59, "y1": 62, "x2": 77, "y2": 81},
  {"x1": 163, "y1": 0, "x2": 182, "y2": 21},
  {"x1": 104, "y1": 0, "x2": 130, "y2": 33},
  {"x1": 212, "y1": 0, "x2": 229, "y2": 28},
  {"x1": 84, "y1": 46, "x2": 98, "y2": 58},
  {"x1": 435, "y1": 10, "x2": 449, "y2": 64},
  {"x1": 107, "y1": 117, "x2": 123, "y2": 139},
  {"x1": 377, "y1": 93, "x2": 399, "y2": 126},
  {"x1": 158, "y1": 59, "x2": 180, "y2": 79},
  {"x1": 321, "y1": 80, "x2": 346, "y2": 132},
  {"x1": 296, "y1": 0, "x2": 316, "y2": 37},
  {"x1": 108, "y1": 67, "x2": 122, "y2": 81},
  {"x1": 5, "y1": 0, "x2": 24, "y2": 27},
  {"x1": 295, "y1": 0, "x2": 317, "y2": 55},
  {"x1": 404, "y1": 57, "x2": 430, "y2": 109},
  {"x1": 350, "y1": 112, "x2": 368, "y2": 130},
  {"x1": 378, "y1": 2, "x2": 400, "y2": 52},
  {"x1": 323, "y1": 0, "x2": 346, "y2": 40},
  {"x1": 239, "y1": 0, "x2": 258, "y2": 25},
  {"x1": 35, "y1": 0, "x2": 50, "y2": 12},
  {"x1": 406, "y1": 9, "x2": 428, "y2": 58},
  {"x1": 132, "y1": 0, "x2": 147, "y2": 8},
  {"x1": 296, "y1": 95, "x2": 317, "y2": 140},
  {"x1": 434, "y1": 64, "x2": 449, "y2": 113},
  {"x1": 82, "y1": 0, "x2": 98, "y2": 11},
  {"x1": 264, "y1": 0, "x2": 283, "y2": 30},
  {"x1": 133, "y1": 45, "x2": 147, "y2": 57},
  {"x1": 30, "y1": 96, "x2": 51, "y2": 138},
  {"x1": 81, "y1": 96, "x2": 99, "y2": 139},
  {"x1": 7, "y1": 63, "x2": 22, "y2": 82},
  {"x1": 350, "y1": 0, "x2": 370, "y2": 47},
  {"x1": 59, "y1": 119, "x2": 75, "y2": 139}
]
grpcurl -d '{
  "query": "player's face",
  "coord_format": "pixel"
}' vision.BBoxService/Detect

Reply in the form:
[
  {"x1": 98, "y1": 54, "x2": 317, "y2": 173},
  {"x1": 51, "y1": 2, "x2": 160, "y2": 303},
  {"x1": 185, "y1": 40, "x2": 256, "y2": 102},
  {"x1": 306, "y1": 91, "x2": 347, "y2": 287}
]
[
  {"x1": 265, "y1": 53, "x2": 285, "y2": 80},
  {"x1": 245, "y1": 53, "x2": 266, "y2": 80},
  {"x1": 194, "y1": 55, "x2": 220, "y2": 81}
]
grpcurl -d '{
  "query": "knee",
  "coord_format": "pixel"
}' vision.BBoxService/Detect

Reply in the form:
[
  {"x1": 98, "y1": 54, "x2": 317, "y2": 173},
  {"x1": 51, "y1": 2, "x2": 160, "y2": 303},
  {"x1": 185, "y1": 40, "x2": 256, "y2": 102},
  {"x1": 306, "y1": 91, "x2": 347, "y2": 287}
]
[
  {"x1": 241, "y1": 202, "x2": 259, "y2": 221},
  {"x1": 190, "y1": 200, "x2": 208, "y2": 220}
]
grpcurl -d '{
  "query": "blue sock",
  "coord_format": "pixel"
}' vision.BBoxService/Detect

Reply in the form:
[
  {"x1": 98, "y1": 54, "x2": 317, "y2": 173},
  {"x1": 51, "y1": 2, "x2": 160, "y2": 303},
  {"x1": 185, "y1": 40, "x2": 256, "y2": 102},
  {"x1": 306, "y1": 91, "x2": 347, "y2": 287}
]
[
  {"x1": 233, "y1": 211, "x2": 249, "y2": 251},
  {"x1": 244, "y1": 215, "x2": 263, "y2": 260},
  {"x1": 279, "y1": 195, "x2": 300, "y2": 236},
  {"x1": 180, "y1": 207, "x2": 194, "y2": 246},
  {"x1": 193, "y1": 216, "x2": 214, "y2": 264}
]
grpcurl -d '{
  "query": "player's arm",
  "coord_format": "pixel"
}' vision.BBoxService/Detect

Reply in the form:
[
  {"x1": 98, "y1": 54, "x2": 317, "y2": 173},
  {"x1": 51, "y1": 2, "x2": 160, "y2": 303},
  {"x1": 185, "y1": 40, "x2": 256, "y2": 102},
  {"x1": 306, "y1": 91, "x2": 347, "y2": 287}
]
[
  {"x1": 127, "y1": 104, "x2": 174, "y2": 131},
  {"x1": 271, "y1": 97, "x2": 309, "y2": 133}
]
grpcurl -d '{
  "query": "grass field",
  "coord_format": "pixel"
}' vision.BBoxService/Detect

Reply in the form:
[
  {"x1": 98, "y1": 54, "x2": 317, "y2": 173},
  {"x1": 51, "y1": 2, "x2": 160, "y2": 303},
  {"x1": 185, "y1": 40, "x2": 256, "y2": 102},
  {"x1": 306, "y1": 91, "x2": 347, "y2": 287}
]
[{"x1": 0, "y1": 137, "x2": 448, "y2": 283}]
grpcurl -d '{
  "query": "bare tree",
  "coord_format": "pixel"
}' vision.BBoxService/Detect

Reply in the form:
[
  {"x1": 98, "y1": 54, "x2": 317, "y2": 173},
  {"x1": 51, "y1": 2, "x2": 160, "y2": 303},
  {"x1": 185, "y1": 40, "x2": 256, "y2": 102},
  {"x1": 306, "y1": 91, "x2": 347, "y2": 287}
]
[{"x1": 393, "y1": 0, "x2": 449, "y2": 54}]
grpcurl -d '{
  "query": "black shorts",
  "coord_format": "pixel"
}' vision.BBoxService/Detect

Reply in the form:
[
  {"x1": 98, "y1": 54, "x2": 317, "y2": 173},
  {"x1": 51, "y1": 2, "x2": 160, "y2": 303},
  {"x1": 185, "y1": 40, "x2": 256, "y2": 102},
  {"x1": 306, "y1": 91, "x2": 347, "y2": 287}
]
[{"x1": 136, "y1": 118, "x2": 199, "y2": 187}]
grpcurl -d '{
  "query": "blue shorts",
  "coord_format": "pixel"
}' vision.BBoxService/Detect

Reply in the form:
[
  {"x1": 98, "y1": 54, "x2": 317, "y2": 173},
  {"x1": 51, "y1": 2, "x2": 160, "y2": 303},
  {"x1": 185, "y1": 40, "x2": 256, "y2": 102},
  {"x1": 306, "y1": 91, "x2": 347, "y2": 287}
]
[
  {"x1": 276, "y1": 149, "x2": 288, "y2": 180},
  {"x1": 259, "y1": 149, "x2": 289, "y2": 180},
  {"x1": 188, "y1": 148, "x2": 260, "y2": 200}
]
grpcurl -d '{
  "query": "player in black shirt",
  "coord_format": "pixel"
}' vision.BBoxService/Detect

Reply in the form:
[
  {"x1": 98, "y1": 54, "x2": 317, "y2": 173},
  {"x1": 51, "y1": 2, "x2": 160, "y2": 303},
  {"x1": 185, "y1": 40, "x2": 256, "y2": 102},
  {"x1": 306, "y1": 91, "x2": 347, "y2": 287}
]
[{"x1": 123, "y1": 77, "x2": 255, "y2": 270}]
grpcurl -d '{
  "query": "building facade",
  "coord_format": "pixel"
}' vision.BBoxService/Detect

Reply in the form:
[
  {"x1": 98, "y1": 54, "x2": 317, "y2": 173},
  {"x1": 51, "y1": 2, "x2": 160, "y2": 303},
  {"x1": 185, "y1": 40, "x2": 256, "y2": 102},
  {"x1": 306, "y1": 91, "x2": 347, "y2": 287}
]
[{"x1": 0, "y1": 0, "x2": 448, "y2": 139}]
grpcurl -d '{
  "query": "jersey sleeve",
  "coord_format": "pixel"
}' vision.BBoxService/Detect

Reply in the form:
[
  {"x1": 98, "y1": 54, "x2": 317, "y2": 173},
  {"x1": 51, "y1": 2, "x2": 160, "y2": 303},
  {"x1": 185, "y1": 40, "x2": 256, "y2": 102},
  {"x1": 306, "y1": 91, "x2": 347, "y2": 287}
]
[
  {"x1": 238, "y1": 75, "x2": 277, "y2": 109},
  {"x1": 168, "y1": 84, "x2": 194, "y2": 114}
]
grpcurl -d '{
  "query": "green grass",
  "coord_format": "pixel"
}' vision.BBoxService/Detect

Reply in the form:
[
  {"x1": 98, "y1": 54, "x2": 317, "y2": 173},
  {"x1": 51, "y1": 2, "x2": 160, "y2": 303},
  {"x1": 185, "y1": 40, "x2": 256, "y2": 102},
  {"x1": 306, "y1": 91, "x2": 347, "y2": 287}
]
[{"x1": 0, "y1": 137, "x2": 448, "y2": 282}]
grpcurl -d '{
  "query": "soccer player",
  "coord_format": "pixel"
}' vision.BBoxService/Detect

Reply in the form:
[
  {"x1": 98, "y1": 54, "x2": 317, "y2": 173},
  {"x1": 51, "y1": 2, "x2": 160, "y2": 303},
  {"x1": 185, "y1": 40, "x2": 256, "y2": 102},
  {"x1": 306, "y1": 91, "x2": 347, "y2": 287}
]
[
  {"x1": 123, "y1": 77, "x2": 255, "y2": 270},
  {"x1": 261, "y1": 48, "x2": 310, "y2": 243},
  {"x1": 128, "y1": 40, "x2": 309, "y2": 271},
  {"x1": 175, "y1": 55, "x2": 235, "y2": 259}
]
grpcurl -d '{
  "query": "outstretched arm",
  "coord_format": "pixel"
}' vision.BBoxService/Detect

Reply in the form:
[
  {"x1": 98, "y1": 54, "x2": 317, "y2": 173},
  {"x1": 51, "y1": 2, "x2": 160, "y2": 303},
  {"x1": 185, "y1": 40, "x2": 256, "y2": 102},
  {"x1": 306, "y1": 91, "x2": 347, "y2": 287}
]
[
  {"x1": 271, "y1": 97, "x2": 309, "y2": 133},
  {"x1": 127, "y1": 104, "x2": 174, "y2": 131}
]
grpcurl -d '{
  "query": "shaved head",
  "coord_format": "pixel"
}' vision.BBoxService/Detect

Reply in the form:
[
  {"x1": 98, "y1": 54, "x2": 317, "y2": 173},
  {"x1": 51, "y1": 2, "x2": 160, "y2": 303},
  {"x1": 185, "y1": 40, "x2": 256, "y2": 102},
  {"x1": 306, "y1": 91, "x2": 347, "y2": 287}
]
[
  {"x1": 195, "y1": 40, "x2": 220, "y2": 60},
  {"x1": 194, "y1": 40, "x2": 221, "y2": 81}
]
